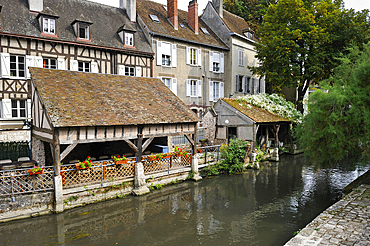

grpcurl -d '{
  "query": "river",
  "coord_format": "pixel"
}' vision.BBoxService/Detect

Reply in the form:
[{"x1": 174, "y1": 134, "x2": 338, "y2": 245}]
[{"x1": 0, "y1": 154, "x2": 368, "y2": 246}]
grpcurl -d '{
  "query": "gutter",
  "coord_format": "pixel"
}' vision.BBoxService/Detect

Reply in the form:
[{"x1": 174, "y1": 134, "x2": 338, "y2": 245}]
[
  {"x1": 149, "y1": 31, "x2": 230, "y2": 51},
  {"x1": 230, "y1": 32, "x2": 257, "y2": 44}
]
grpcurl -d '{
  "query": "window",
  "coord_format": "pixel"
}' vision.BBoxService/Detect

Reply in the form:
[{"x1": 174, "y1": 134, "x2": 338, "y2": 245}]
[
  {"x1": 161, "y1": 77, "x2": 177, "y2": 95},
  {"x1": 43, "y1": 18, "x2": 56, "y2": 34},
  {"x1": 10, "y1": 55, "x2": 25, "y2": 77},
  {"x1": 190, "y1": 80, "x2": 197, "y2": 96},
  {"x1": 78, "y1": 61, "x2": 90, "y2": 72},
  {"x1": 11, "y1": 100, "x2": 26, "y2": 118},
  {"x1": 78, "y1": 24, "x2": 89, "y2": 40},
  {"x1": 209, "y1": 51, "x2": 224, "y2": 73},
  {"x1": 187, "y1": 47, "x2": 201, "y2": 66},
  {"x1": 190, "y1": 48, "x2": 196, "y2": 65},
  {"x1": 238, "y1": 49, "x2": 244, "y2": 66},
  {"x1": 157, "y1": 41, "x2": 177, "y2": 67},
  {"x1": 213, "y1": 82, "x2": 220, "y2": 100},
  {"x1": 125, "y1": 66, "x2": 135, "y2": 76},
  {"x1": 179, "y1": 23, "x2": 186, "y2": 29},
  {"x1": 125, "y1": 32, "x2": 134, "y2": 46},
  {"x1": 162, "y1": 55, "x2": 171, "y2": 66},
  {"x1": 209, "y1": 81, "x2": 224, "y2": 101},
  {"x1": 244, "y1": 31, "x2": 254, "y2": 40},
  {"x1": 235, "y1": 75, "x2": 244, "y2": 92},
  {"x1": 186, "y1": 79, "x2": 202, "y2": 97},
  {"x1": 43, "y1": 58, "x2": 57, "y2": 69},
  {"x1": 245, "y1": 77, "x2": 251, "y2": 93},
  {"x1": 162, "y1": 78, "x2": 171, "y2": 89},
  {"x1": 149, "y1": 14, "x2": 160, "y2": 23},
  {"x1": 200, "y1": 27, "x2": 210, "y2": 35}
]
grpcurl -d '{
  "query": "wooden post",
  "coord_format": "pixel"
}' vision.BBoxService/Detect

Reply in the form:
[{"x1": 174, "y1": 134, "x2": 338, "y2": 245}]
[
  {"x1": 136, "y1": 134, "x2": 143, "y2": 162},
  {"x1": 192, "y1": 123, "x2": 198, "y2": 154},
  {"x1": 53, "y1": 129, "x2": 61, "y2": 176},
  {"x1": 266, "y1": 126, "x2": 269, "y2": 149}
]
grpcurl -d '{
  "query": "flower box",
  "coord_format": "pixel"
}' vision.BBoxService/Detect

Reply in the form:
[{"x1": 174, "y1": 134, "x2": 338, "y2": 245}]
[
  {"x1": 75, "y1": 163, "x2": 90, "y2": 170},
  {"x1": 148, "y1": 157, "x2": 156, "y2": 161},
  {"x1": 115, "y1": 159, "x2": 129, "y2": 165},
  {"x1": 28, "y1": 169, "x2": 43, "y2": 175}
]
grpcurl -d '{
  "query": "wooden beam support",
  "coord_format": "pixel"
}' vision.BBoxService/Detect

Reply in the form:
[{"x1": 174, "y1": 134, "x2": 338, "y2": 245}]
[
  {"x1": 142, "y1": 137, "x2": 154, "y2": 152},
  {"x1": 185, "y1": 134, "x2": 195, "y2": 147},
  {"x1": 53, "y1": 129, "x2": 61, "y2": 176},
  {"x1": 135, "y1": 133, "x2": 143, "y2": 162},
  {"x1": 60, "y1": 143, "x2": 78, "y2": 162},
  {"x1": 124, "y1": 139, "x2": 138, "y2": 153}
]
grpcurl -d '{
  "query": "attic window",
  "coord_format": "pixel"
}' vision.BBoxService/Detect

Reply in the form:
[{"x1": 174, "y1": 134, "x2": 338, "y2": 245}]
[
  {"x1": 43, "y1": 18, "x2": 56, "y2": 34},
  {"x1": 200, "y1": 27, "x2": 210, "y2": 35},
  {"x1": 79, "y1": 23, "x2": 90, "y2": 40},
  {"x1": 179, "y1": 23, "x2": 186, "y2": 29},
  {"x1": 244, "y1": 31, "x2": 254, "y2": 40},
  {"x1": 149, "y1": 14, "x2": 160, "y2": 23}
]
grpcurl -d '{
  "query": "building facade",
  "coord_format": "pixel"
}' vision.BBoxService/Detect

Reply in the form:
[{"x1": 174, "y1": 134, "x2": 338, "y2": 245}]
[{"x1": 0, "y1": 0, "x2": 154, "y2": 141}]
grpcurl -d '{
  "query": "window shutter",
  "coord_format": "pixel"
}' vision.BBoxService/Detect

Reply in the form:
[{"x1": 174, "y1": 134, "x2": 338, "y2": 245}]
[
  {"x1": 25, "y1": 56, "x2": 35, "y2": 79},
  {"x1": 156, "y1": 41, "x2": 162, "y2": 66},
  {"x1": 220, "y1": 82, "x2": 224, "y2": 98},
  {"x1": 0, "y1": 53, "x2": 10, "y2": 77},
  {"x1": 118, "y1": 65, "x2": 125, "y2": 75},
  {"x1": 86, "y1": 26, "x2": 90, "y2": 39},
  {"x1": 197, "y1": 80, "x2": 202, "y2": 97},
  {"x1": 27, "y1": 99, "x2": 31, "y2": 119},
  {"x1": 172, "y1": 44, "x2": 177, "y2": 67},
  {"x1": 70, "y1": 60, "x2": 78, "y2": 71},
  {"x1": 186, "y1": 47, "x2": 190, "y2": 65},
  {"x1": 251, "y1": 78, "x2": 255, "y2": 94},
  {"x1": 220, "y1": 53, "x2": 224, "y2": 73},
  {"x1": 245, "y1": 77, "x2": 250, "y2": 93},
  {"x1": 242, "y1": 76, "x2": 245, "y2": 93},
  {"x1": 171, "y1": 78, "x2": 177, "y2": 95},
  {"x1": 209, "y1": 81, "x2": 214, "y2": 101},
  {"x1": 34, "y1": 56, "x2": 43, "y2": 68},
  {"x1": 209, "y1": 51, "x2": 213, "y2": 72},
  {"x1": 243, "y1": 76, "x2": 248, "y2": 93},
  {"x1": 235, "y1": 75, "x2": 239, "y2": 92},
  {"x1": 135, "y1": 67, "x2": 142, "y2": 77},
  {"x1": 91, "y1": 62, "x2": 98, "y2": 73},
  {"x1": 2, "y1": 99, "x2": 12, "y2": 118},
  {"x1": 197, "y1": 49, "x2": 202, "y2": 66},
  {"x1": 186, "y1": 79, "x2": 191, "y2": 97},
  {"x1": 57, "y1": 58, "x2": 66, "y2": 70}
]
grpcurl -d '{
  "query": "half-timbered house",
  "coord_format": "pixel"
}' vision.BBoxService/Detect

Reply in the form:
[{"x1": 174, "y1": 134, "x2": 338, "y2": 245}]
[{"x1": 0, "y1": 0, "x2": 153, "y2": 142}]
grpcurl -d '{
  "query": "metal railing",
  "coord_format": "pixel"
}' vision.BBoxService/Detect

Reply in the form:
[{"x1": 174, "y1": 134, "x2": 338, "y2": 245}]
[
  {"x1": 0, "y1": 166, "x2": 54, "y2": 201},
  {"x1": 197, "y1": 145, "x2": 221, "y2": 165},
  {"x1": 142, "y1": 154, "x2": 192, "y2": 175}
]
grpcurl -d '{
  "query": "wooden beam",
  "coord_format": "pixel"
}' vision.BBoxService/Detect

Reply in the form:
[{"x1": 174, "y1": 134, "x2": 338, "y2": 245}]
[
  {"x1": 142, "y1": 137, "x2": 154, "y2": 152},
  {"x1": 185, "y1": 134, "x2": 195, "y2": 147},
  {"x1": 135, "y1": 134, "x2": 143, "y2": 162},
  {"x1": 53, "y1": 129, "x2": 61, "y2": 176},
  {"x1": 60, "y1": 143, "x2": 78, "y2": 162},
  {"x1": 124, "y1": 139, "x2": 138, "y2": 153}
]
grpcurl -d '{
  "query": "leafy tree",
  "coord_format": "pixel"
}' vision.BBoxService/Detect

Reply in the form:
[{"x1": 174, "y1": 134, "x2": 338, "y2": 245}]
[
  {"x1": 250, "y1": 0, "x2": 370, "y2": 111},
  {"x1": 296, "y1": 43, "x2": 370, "y2": 164}
]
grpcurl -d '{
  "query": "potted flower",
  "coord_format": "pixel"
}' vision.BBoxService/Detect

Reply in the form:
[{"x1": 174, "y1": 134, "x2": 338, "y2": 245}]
[
  {"x1": 161, "y1": 153, "x2": 172, "y2": 159},
  {"x1": 75, "y1": 156, "x2": 92, "y2": 170},
  {"x1": 174, "y1": 146, "x2": 191, "y2": 157},
  {"x1": 28, "y1": 166, "x2": 43, "y2": 175},
  {"x1": 112, "y1": 155, "x2": 128, "y2": 165},
  {"x1": 148, "y1": 153, "x2": 157, "y2": 161}
]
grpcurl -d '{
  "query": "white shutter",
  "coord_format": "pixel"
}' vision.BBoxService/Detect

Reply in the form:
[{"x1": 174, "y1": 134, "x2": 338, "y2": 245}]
[
  {"x1": 0, "y1": 53, "x2": 10, "y2": 77},
  {"x1": 197, "y1": 49, "x2": 202, "y2": 66},
  {"x1": 2, "y1": 99, "x2": 12, "y2": 118},
  {"x1": 91, "y1": 62, "x2": 98, "y2": 73},
  {"x1": 186, "y1": 47, "x2": 190, "y2": 65},
  {"x1": 118, "y1": 65, "x2": 125, "y2": 75},
  {"x1": 197, "y1": 80, "x2": 202, "y2": 97},
  {"x1": 220, "y1": 53, "x2": 224, "y2": 73},
  {"x1": 209, "y1": 81, "x2": 214, "y2": 101},
  {"x1": 27, "y1": 99, "x2": 31, "y2": 119},
  {"x1": 70, "y1": 60, "x2": 78, "y2": 71},
  {"x1": 172, "y1": 44, "x2": 177, "y2": 67},
  {"x1": 242, "y1": 76, "x2": 245, "y2": 93},
  {"x1": 156, "y1": 41, "x2": 162, "y2": 66},
  {"x1": 25, "y1": 55, "x2": 35, "y2": 79},
  {"x1": 57, "y1": 58, "x2": 66, "y2": 70},
  {"x1": 135, "y1": 67, "x2": 142, "y2": 77},
  {"x1": 209, "y1": 51, "x2": 213, "y2": 72},
  {"x1": 171, "y1": 78, "x2": 177, "y2": 95},
  {"x1": 34, "y1": 56, "x2": 43, "y2": 68},
  {"x1": 235, "y1": 75, "x2": 239, "y2": 92},
  {"x1": 220, "y1": 82, "x2": 224, "y2": 98},
  {"x1": 186, "y1": 79, "x2": 191, "y2": 97},
  {"x1": 86, "y1": 26, "x2": 90, "y2": 39}
]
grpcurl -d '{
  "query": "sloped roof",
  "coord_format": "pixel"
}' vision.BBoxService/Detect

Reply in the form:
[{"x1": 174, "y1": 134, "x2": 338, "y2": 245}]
[
  {"x1": 222, "y1": 99, "x2": 291, "y2": 123},
  {"x1": 30, "y1": 68, "x2": 199, "y2": 128},
  {"x1": 136, "y1": 0, "x2": 228, "y2": 49},
  {"x1": 222, "y1": 10, "x2": 259, "y2": 42},
  {"x1": 0, "y1": 0, "x2": 152, "y2": 53}
]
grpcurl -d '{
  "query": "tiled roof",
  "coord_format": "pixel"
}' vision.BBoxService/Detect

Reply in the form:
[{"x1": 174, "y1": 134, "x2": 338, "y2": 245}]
[
  {"x1": 222, "y1": 10, "x2": 259, "y2": 42},
  {"x1": 0, "y1": 0, "x2": 152, "y2": 53},
  {"x1": 137, "y1": 0, "x2": 228, "y2": 49},
  {"x1": 30, "y1": 68, "x2": 199, "y2": 127},
  {"x1": 222, "y1": 99, "x2": 291, "y2": 123}
]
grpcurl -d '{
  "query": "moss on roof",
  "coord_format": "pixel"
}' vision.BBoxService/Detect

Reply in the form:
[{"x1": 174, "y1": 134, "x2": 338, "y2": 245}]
[
  {"x1": 222, "y1": 99, "x2": 291, "y2": 123},
  {"x1": 30, "y1": 68, "x2": 199, "y2": 127}
]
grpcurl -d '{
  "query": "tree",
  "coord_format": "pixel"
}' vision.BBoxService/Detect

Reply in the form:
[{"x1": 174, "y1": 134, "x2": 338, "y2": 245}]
[
  {"x1": 296, "y1": 42, "x2": 370, "y2": 164},
  {"x1": 250, "y1": 0, "x2": 370, "y2": 111}
]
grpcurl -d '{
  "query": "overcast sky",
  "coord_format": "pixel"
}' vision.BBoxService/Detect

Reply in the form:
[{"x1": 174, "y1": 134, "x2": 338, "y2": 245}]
[{"x1": 88, "y1": 0, "x2": 370, "y2": 12}]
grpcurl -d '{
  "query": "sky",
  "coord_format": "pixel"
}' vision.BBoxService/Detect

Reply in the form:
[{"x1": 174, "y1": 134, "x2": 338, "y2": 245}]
[{"x1": 87, "y1": 0, "x2": 370, "y2": 12}]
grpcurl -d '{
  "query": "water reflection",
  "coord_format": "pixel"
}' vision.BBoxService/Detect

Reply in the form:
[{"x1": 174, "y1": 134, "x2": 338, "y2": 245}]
[{"x1": 0, "y1": 155, "x2": 368, "y2": 246}]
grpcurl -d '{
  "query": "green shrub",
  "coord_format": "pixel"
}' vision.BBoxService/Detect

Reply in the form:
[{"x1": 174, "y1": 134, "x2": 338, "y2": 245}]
[{"x1": 220, "y1": 139, "x2": 249, "y2": 174}]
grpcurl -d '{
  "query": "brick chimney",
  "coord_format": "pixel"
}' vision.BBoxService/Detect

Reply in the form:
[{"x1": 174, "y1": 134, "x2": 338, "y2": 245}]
[
  {"x1": 120, "y1": 0, "x2": 136, "y2": 22},
  {"x1": 212, "y1": 0, "x2": 223, "y2": 18},
  {"x1": 167, "y1": 0, "x2": 178, "y2": 30},
  {"x1": 188, "y1": 0, "x2": 198, "y2": 34},
  {"x1": 28, "y1": 0, "x2": 43, "y2": 12}
]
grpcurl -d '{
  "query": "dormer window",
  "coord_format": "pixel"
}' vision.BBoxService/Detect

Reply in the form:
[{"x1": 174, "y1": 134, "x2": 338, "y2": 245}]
[
  {"x1": 72, "y1": 14, "x2": 93, "y2": 42},
  {"x1": 43, "y1": 18, "x2": 55, "y2": 34},
  {"x1": 149, "y1": 14, "x2": 160, "y2": 23},
  {"x1": 125, "y1": 32, "x2": 134, "y2": 46},
  {"x1": 117, "y1": 23, "x2": 136, "y2": 48},
  {"x1": 244, "y1": 31, "x2": 254, "y2": 40},
  {"x1": 79, "y1": 24, "x2": 90, "y2": 40}
]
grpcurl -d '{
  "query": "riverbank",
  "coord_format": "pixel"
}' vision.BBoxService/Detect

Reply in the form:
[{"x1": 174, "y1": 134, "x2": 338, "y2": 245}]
[{"x1": 284, "y1": 184, "x2": 370, "y2": 245}]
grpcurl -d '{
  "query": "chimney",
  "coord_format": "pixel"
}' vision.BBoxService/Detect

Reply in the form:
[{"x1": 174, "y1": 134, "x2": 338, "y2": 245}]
[
  {"x1": 188, "y1": 0, "x2": 198, "y2": 34},
  {"x1": 120, "y1": 0, "x2": 136, "y2": 22},
  {"x1": 212, "y1": 0, "x2": 223, "y2": 18},
  {"x1": 167, "y1": 0, "x2": 178, "y2": 30},
  {"x1": 28, "y1": 0, "x2": 43, "y2": 12}
]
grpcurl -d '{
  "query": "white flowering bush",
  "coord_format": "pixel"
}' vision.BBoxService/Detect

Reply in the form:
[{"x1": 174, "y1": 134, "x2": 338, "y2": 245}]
[{"x1": 237, "y1": 94, "x2": 303, "y2": 124}]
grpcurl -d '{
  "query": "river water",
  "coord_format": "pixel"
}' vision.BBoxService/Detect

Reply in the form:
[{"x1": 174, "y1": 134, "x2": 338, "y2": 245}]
[{"x1": 0, "y1": 154, "x2": 368, "y2": 246}]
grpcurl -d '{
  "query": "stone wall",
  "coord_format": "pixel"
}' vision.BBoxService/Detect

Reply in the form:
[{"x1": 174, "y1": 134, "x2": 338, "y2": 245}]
[
  {"x1": 0, "y1": 130, "x2": 30, "y2": 142},
  {"x1": 32, "y1": 137, "x2": 45, "y2": 167},
  {"x1": 203, "y1": 111, "x2": 216, "y2": 142},
  {"x1": 0, "y1": 192, "x2": 54, "y2": 222}
]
